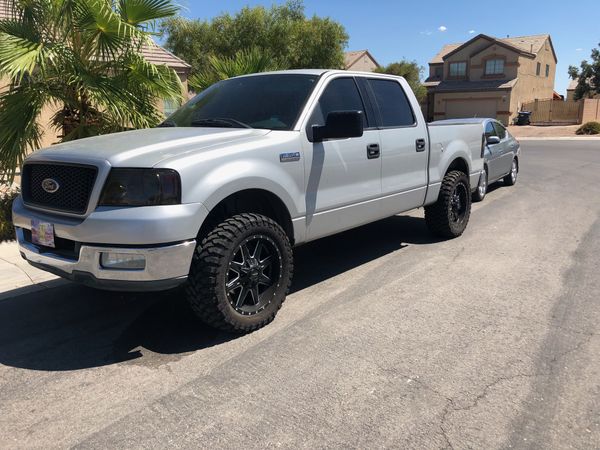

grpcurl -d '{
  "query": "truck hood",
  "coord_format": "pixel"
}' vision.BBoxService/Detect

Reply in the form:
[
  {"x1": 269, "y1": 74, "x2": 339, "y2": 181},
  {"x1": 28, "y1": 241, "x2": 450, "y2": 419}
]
[{"x1": 26, "y1": 127, "x2": 272, "y2": 167}]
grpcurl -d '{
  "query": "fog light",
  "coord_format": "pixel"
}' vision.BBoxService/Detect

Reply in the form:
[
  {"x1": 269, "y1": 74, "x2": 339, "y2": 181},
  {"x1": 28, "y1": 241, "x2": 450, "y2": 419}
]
[{"x1": 100, "y1": 252, "x2": 146, "y2": 270}]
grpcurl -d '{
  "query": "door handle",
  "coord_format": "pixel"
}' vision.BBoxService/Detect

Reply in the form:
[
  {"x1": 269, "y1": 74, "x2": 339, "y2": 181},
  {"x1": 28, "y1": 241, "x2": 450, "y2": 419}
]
[
  {"x1": 416, "y1": 138, "x2": 426, "y2": 152},
  {"x1": 367, "y1": 143, "x2": 380, "y2": 159}
]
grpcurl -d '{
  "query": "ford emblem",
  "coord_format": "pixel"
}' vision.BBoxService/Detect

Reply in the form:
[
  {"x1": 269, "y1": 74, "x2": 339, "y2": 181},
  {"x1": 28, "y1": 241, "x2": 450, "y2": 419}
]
[{"x1": 41, "y1": 178, "x2": 60, "y2": 194}]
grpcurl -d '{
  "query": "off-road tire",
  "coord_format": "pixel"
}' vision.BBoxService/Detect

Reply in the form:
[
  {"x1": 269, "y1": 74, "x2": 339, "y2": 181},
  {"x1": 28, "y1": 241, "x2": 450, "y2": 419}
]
[
  {"x1": 186, "y1": 213, "x2": 293, "y2": 333},
  {"x1": 425, "y1": 170, "x2": 471, "y2": 238}
]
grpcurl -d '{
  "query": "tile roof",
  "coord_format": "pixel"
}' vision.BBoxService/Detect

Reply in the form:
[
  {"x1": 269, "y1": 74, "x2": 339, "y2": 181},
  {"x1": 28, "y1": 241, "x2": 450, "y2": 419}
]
[
  {"x1": 429, "y1": 34, "x2": 551, "y2": 64},
  {"x1": 0, "y1": 0, "x2": 189, "y2": 71},
  {"x1": 429, "y1": 43, "x2": 462, "y2": 64},
  {"x1": 433, "y1": 79, "x2": 518, "y2": 92}
]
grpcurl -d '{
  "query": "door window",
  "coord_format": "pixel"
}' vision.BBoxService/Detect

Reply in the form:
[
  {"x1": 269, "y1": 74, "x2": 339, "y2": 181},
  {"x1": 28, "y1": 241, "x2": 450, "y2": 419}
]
[
  {"x1": 367, "y1": 79, "x2": 415, "y2": 127},
  {"x1": 492, "y1": 122, "x2": 507, "y2": 140},
  {"x1": 484, "y1": 121, "x2": 497, "y2": 139},
  {"x1": 308, "y1": 77, "x2": 368, "y2": 128}
]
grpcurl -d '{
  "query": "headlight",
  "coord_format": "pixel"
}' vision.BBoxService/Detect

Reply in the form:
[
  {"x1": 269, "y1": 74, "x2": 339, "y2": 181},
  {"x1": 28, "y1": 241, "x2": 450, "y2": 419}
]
[{"x1": 98, "y1": 168, "x2": 181, "y2": 206}]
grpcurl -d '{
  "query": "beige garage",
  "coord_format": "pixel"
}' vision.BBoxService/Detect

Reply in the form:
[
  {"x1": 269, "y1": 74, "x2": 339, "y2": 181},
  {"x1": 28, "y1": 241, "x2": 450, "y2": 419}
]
[{"x1": 444, "y1": 98, "x2": 497, "y2": 120}]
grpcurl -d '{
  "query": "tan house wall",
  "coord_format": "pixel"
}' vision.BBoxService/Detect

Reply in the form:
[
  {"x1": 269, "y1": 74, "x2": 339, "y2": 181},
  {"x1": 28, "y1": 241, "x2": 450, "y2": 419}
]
[
  {"x1": 510, "y1": 37, "x2": 556, "y2": 117},
  {"x1": 469, "y1": 45, "x2": 519, "y2": 81},
  {"x1": 347, "y1": 56, "x2": 378, "y2": 72},
  {"x1": 443, "y1": 37, "x2": 494, "y2": 79}
]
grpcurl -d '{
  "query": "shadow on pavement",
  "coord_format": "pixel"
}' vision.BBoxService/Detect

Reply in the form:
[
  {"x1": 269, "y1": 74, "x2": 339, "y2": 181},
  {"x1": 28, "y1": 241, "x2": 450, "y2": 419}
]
[{"x1": 0, "y1": 214, "x2": 437, "y2": 371}]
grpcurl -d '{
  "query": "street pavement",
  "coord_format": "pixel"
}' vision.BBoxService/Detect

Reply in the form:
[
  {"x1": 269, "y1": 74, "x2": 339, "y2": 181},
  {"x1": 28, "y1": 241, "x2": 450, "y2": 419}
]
[{"x1": 0, "y1": 140, "x2": 599, "y2": 449}]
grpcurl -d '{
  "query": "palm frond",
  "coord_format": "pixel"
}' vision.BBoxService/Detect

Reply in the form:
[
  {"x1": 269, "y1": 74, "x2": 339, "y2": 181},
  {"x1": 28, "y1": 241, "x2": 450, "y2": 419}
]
[
  {"x1": 118, "y1": 0, "x2": 179, "y2": 27},
  {"x1": 0, "y1": 85, "x2": 47, "y2": 182}
]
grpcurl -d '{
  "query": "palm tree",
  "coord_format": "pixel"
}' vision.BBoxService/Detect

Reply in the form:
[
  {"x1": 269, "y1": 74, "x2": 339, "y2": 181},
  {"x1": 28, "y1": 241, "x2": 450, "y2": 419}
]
[
  {"x1": 190, "y1": 47, "x2": 285, "y2": 92},
  {"x1": 0, "y1": 0, "x2": 184, "y2": 182}
]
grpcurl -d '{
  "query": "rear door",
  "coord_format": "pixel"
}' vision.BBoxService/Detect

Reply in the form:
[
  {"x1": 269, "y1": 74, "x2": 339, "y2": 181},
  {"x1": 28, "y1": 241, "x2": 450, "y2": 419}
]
[
  {"x1": 301, "y1": 76, "x2": 382, "y2": 240},
  {"x1": 365, "y1": 77, "x2": 429, "y2": 215}
]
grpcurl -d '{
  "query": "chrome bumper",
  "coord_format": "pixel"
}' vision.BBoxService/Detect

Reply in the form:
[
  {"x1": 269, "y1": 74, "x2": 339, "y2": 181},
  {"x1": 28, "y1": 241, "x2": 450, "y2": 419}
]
[{"x1": 16, "y1": 228, "x2": 196, "y2": 291}]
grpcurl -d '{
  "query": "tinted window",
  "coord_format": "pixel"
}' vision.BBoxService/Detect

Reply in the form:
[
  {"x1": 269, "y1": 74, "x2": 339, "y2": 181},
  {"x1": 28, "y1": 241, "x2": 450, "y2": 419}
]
[
  {"x1": 309, "y1": 77, "x2": 367, "y2": 127},
  {"x1": 485, "y1": 59, "x2": 504, "y2": 75},
  {"x1": 368, "y1": 79, "x2": 415, "y2": 127},
  {"x1": 485, "y1": 122, "x2": 496, "y2": 139},
  {"x1": 165, "y1": 74, "x2": 318, "y2": 130},
  {"x1": 492, "y1": 122, "x2": 507, "y2": 139}
]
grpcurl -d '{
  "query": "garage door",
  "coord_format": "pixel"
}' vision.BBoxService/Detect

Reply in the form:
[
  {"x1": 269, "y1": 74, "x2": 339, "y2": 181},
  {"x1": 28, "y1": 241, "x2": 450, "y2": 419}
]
[{"x1": 445, "y1": 99, "x2": 498, "y2": 120}]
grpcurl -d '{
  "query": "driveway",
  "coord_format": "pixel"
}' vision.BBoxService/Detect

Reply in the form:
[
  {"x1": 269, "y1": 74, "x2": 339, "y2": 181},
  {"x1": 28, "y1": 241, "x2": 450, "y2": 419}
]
[{"x1": 0, "y1": 141, "x2": 599, "y2": 449}]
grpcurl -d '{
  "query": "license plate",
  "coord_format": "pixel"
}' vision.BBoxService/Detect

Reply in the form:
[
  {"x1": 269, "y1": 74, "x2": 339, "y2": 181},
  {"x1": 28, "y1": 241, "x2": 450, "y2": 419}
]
[{"x1": 31, "y1": 220, "x2": 55, "y2": 248}]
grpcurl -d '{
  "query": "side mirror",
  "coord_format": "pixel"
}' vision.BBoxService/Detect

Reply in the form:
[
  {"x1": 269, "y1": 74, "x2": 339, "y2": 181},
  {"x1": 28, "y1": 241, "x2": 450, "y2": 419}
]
[
  {"x1": 311, "y1": 111, "x2": 364, "y2": 142},
  {"x1": 486, "y1": 135, "x2": 501, "y2": 145}
]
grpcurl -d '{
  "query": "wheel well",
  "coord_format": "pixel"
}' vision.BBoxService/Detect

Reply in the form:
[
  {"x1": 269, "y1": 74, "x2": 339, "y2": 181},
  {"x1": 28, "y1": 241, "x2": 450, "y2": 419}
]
[
  {"x1": 446, "y1": 158, "x2": 469, "y2": 176},
  {"x1": 199, "y1": 189, "x2": 294, "y2": 244}
]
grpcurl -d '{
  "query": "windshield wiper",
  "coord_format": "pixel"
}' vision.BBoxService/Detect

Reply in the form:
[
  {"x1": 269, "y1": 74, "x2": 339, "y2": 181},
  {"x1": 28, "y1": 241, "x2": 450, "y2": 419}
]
[
  {"x1": 190, "y1": 117, "x2": 252, "y2": 129},
  {"x1": 157, "y1": 120, "x2": 177, "y2": 128}
]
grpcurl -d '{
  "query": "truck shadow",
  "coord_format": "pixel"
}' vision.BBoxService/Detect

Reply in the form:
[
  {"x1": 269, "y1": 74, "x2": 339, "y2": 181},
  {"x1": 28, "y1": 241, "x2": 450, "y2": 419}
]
[{"x1": 0, "y1": 214, "x2": 438, "y2": 371}]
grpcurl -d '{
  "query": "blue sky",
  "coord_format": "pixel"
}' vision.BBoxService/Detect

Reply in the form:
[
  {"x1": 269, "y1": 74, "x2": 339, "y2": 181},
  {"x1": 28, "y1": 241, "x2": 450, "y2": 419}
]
[{"x1": 174, "y1": 0, "x2": 599, "y2": 95}]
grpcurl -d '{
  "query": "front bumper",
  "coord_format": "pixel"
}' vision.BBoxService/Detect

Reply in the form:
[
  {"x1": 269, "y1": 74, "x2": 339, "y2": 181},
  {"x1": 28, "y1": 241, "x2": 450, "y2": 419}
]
[{"x1": 16, "y1": 228, "x2": 196, "y2": 291}]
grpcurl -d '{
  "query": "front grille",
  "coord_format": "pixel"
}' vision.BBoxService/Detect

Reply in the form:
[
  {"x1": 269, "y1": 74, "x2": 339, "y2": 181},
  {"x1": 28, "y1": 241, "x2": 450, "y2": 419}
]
[{"x1": 22, "y1": 163, "x2": 98, "y2": 214}]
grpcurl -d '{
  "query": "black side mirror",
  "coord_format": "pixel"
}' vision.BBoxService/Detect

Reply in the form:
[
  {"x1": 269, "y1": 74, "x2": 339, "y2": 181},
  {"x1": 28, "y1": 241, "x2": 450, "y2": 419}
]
[
  {"x1": 311, "y1": 111, "x2": 364, "y2": 142},
  {"x1": 486, "y1": 135, "x2": 501, "y2": 145}
]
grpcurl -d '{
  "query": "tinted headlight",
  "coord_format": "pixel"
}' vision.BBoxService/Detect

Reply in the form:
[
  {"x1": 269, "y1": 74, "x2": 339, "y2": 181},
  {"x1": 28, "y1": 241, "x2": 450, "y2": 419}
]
[{"x1": 98, "y1": 169, "x2": 181, "y2": 206}]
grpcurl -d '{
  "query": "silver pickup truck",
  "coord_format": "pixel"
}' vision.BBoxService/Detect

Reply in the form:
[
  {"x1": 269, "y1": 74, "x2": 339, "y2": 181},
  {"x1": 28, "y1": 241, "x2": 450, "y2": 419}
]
[{"x1": 13, "y1": 70, "x2": 487, "y2": 332}]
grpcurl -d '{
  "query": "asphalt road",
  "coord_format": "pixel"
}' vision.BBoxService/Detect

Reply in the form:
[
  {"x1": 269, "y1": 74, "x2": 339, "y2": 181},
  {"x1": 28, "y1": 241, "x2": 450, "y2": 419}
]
[{"x1": 1, "y1": 140, "x2": 599, "y2": 449}]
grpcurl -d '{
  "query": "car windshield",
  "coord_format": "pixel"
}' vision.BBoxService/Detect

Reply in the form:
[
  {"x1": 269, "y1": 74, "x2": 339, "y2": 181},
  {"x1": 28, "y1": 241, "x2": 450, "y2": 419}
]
[{"x1": 162, "y1": 74, "x2": 320, "y2": 131}]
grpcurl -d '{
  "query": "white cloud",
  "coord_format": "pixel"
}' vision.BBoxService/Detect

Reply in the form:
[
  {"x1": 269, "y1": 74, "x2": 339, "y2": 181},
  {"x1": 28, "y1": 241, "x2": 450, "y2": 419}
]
[
  {"x1": 576, "y1": 48, "x2": 583, "y2": 51},
  {"x1": 420, "y1": 30, "x2": 433, "y2": 36},
  {"x1": 468, "y1": 30, "x2": 475, "y2": 34},
  {"x1": 438, "y1": 25, "x2": 447, "y2": 32}
]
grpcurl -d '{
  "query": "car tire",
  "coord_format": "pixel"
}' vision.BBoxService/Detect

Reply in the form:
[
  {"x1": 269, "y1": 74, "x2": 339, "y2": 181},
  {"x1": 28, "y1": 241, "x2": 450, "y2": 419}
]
[
  {"x1": 472, "y1": 167, "x2": 487, "y2": 202},
  {"x1": 503, "y1": 158, "x2": 518, "y2": 186},
  {"x1": 425, "y1": 170, "x2": 471, "y2": 239},
  {"x1": 186, "y1": 213, "x2": 293, "y2": 333}
]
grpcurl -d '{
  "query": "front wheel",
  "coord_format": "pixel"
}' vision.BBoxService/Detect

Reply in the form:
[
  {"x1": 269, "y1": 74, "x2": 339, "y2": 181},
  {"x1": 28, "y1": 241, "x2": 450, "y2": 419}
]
[
  {"x1": 425, "y1": 170, "x2": 472, "y2": 238},
  {"x1": 503, "y1": 158, "x2": 518, "y2": 186},
  {"x1": 186, "y1": 213, "x2": 293, "y2": 333}
]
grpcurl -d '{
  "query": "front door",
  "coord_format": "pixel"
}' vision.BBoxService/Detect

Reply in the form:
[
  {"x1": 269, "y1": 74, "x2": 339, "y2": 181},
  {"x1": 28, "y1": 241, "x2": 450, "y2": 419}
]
[{"x1": 301, "y1": 76, "x2": 382, "y2": 240}]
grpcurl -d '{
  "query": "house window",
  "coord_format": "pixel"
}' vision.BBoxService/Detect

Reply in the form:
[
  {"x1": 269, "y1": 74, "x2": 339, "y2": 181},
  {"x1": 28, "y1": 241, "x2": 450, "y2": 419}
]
[
  {"x1": 449, "y1": 62, "x2": 467, "y2": 77},
  {"x1": 485, "y1": 59, "x2": 504, "y2": 75},
  {"x1": 163, "y1": 98, "x2": 180, "y2": 117},
  {"x1": 545, "y1": 64, "x2": 550, "y2": 77},
  {"x1": 434, "y1": 67, "x2": 443, "y2": 78},
  {"x1": 536, "y1": 62, "x2": 541, "y2": 76}
]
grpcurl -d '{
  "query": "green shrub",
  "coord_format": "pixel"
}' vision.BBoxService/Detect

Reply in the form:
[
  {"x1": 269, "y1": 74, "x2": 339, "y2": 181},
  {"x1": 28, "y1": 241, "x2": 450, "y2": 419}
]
[
  {"x1": 576, "y1": 121, "x2": 600, "y2": 135},
  {"x1": 0, "y1": 186, "x2": 19, "y2": 243}
]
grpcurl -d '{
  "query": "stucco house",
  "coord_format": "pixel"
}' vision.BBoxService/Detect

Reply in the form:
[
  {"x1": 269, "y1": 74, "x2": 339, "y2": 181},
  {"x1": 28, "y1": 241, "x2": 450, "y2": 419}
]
[
  {"x1": 567, "y1": 78, "x2": 599, "y2": 101},
  {"x1": 424, "y1": 34, "x2": 557, "y2": 125},
  {"x1": 0, "y1": 0, "x2": 190, "y2": 148},
  {"x1": 344, "y1": 50, "x2": 380, "y2": 72}
]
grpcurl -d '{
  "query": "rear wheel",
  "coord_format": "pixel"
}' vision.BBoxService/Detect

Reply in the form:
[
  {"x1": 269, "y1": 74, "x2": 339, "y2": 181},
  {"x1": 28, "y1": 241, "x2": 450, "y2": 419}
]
[
  {"x1": 504, "y1": 158, "x2": 518, "y2": 186},
  {"x1": 425, "y1": 170, "x2": 471, "y2": 238},
  {"x1": 186, "y1": 213, "x2": 293, "y2": 333},
  {"x1": 472, "y1": 167, "x2": 488, "y2": 202}
]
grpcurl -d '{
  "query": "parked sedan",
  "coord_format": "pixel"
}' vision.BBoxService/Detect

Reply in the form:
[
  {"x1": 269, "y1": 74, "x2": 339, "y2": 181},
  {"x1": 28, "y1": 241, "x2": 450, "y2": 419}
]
[{"x1": 432, "y1": 118, "x2": 520, "y2": 202}]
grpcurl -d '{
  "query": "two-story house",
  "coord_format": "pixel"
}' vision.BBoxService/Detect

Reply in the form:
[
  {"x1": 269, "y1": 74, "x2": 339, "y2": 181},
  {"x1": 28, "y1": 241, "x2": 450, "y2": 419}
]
[{"x1": 424, "y1": 34, "x2": 557, "y2": 125}]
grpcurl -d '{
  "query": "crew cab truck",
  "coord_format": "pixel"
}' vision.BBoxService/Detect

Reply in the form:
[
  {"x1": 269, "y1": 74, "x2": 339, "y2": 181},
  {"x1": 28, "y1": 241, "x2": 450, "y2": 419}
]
[{"x1": 13, "y1": 70, "x2": 485, "y2": 332}]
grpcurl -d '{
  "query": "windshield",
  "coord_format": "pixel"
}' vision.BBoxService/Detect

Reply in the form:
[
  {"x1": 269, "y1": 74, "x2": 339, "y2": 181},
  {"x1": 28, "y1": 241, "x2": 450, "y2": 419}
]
[{"x1": 163, "y1": 74, "x2": 320, "y2": 131}]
